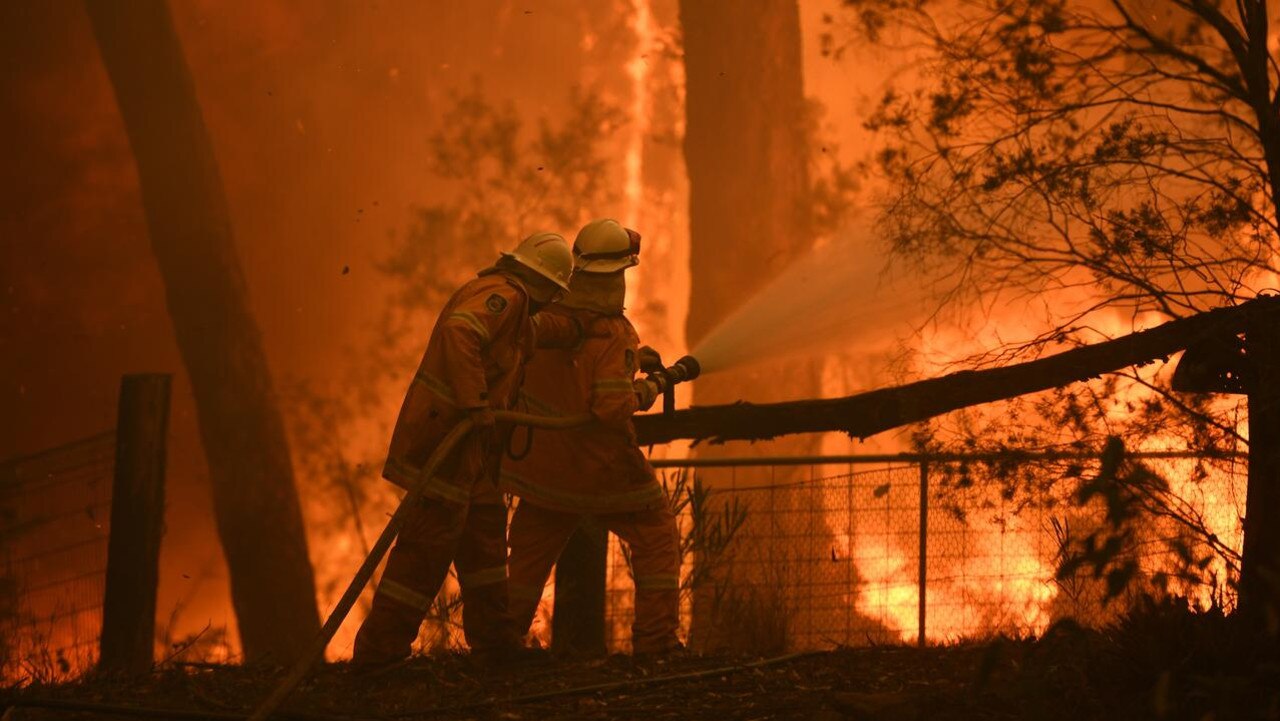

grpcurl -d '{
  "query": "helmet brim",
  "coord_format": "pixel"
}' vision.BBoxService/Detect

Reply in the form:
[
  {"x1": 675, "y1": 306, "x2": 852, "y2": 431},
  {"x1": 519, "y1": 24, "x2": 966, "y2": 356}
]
[
  {"x1": 575, "y1": 255, "x2": 639, "y2": 274},
  {"x1": 501, "y1": 251, "x2": 573, "y2": 291}
]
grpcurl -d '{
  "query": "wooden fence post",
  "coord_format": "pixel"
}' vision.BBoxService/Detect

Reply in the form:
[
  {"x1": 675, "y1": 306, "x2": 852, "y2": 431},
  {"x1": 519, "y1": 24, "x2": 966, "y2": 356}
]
[
  {"x1": 552, "y1": 521, "x2": 608, "y2": 656},
  {"x1": 99, "y1": 374, "x2": 171, "y2": 674}
]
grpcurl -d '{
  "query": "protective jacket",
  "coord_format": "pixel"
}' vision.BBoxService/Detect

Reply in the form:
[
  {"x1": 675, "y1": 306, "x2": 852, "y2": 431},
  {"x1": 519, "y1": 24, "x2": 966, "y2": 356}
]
[
  {"x1": 500, "y1": 304, "x2": 664, "y2": 513},
  {"x1": 382, "y1": 270, "x2": 578, "y2": 501}
]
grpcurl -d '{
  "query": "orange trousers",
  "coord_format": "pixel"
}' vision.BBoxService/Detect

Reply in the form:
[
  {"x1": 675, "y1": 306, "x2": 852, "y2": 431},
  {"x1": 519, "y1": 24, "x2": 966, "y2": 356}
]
[
  {"x1": 352, "y1": 498, "x2": 517, "y2": 663},
  {"x1": 506, "y1": 501, "x2": 680, "y2": 654}
]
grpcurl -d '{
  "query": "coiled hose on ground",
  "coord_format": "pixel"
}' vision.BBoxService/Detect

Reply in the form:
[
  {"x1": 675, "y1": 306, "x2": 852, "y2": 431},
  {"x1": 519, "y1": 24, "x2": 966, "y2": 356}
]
[{"x1": 248, "y1": 411, "x2": 594, "y2": 721}]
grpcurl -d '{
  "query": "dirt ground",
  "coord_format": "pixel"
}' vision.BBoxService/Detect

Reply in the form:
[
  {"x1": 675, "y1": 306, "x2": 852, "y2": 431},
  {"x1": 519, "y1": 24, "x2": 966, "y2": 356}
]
[
  {"x1": 3, "y1": 617, "x2": 1277, "y2": 721},
  {"x1": 2, "y1": 646, "x2": 1002, "y2": 721}
]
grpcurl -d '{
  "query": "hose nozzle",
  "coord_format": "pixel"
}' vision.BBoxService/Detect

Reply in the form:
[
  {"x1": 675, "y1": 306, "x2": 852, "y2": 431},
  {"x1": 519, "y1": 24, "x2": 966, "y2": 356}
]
[
  {"x1": 666, "y1": 355, "x2": 701, "y2": 385},
  {"x1": 647, "y1": 355, "x2": 701, "y2": 392},
  {"x1": 646, "y1": 355, "x2": 701, "y2": 416}
]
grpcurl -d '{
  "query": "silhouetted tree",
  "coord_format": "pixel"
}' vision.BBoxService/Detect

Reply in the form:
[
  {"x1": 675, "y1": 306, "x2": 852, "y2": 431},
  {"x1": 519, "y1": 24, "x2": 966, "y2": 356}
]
[{"x1": 83, "y1": 0, "x2": 320, "y2": 662}]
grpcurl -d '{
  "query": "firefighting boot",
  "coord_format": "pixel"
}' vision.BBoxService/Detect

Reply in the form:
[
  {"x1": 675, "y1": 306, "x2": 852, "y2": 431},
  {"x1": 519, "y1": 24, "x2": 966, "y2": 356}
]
[
  {"x1": 631, "y1": 585, "x2": 681, "y2": 657},
  {"x1": 456, "y1": 503, "x2": 538, "y2": 670},
  {"x1": 351, "y1": 586, "x2": 427, "y2": 670},
  {"x1": 632, "y1": 640, "x2": 689, "y2": 667},
  {"x1": 616, "y1": 507, "x2": 682, "y2": 658},
  {"x1": 352, "y1": 498, "x2": 468, "y2": 667}
]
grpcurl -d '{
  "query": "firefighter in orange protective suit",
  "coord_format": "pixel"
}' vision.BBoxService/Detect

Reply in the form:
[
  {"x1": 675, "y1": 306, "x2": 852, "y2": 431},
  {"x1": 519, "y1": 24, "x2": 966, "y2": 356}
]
[
  {"x1": 502, "y1": 219, "x2": 681, "y2": 656},
  {"x1": 352, "y1": 232, "x2": 583, "y2": 666}
]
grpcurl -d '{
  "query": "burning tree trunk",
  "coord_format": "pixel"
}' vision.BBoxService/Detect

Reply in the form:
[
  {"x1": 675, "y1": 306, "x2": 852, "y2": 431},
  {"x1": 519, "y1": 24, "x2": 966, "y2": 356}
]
[
  {"x1": 83, "y1": 0, "x2": 320, "y2": 662},
  {"x1": 680, "y1": 0, "x2": 815, "y2": 353},
  {"x1": 679, "y1": 0, "x2": 825, "y2": 651}
]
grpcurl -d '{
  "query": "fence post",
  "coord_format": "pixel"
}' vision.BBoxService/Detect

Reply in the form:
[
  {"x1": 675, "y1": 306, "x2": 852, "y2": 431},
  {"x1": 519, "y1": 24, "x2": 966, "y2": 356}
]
[
  {"x1": 552, "y1": 520, "x2": 608, "y2": 656},
  {"x1": 917, "y1": 461, "x2": 928, "y2": 648},
  {"x1": 99, "y1": 374, "x2": 171, "y2": 674}
]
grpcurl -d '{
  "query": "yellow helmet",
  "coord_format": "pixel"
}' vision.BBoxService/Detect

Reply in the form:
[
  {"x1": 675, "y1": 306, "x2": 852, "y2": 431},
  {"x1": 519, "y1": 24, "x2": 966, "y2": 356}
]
[
  {"x1": 502, "y1": 231, "x2": 573, "y2": 291},
  {"x1": 573, "y1": 218, "x2": 641, "y2": 273}
]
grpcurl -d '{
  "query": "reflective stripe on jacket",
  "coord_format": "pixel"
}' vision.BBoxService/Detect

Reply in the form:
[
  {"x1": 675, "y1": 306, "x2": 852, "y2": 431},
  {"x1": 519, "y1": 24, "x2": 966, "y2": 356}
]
[{"x1": 382, "y1": 271, "x2": 578, "y2": 495}]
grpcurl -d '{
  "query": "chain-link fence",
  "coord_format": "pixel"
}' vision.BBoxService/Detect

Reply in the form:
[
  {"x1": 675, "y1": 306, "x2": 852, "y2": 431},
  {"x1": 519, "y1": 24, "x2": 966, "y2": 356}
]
[
  {"x1": 1, "y1": 432, "x2": 115, "y2": 683},
  {"x1": 0, "y1": 434, "x2": 1242, "y2": 672},
  {"x1": 602, "y1": 452, "x2": 1246, "y2": 652}
]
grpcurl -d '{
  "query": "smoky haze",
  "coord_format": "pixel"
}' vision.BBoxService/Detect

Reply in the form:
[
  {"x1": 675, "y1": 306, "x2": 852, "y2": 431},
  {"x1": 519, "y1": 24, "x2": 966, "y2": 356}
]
[
  {"x1": 0, "y1": 0, "x2": 908, "y2": 668},
  {"x1": 689, "y1": 219, "x2": 932, "y2": 374},
  {"x1": 0, "y1": 0, "x2": 646, "y2": 663}
]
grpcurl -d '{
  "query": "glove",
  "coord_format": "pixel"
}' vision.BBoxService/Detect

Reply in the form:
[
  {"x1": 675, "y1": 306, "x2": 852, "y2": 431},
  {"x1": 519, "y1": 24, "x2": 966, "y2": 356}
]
[
  {"x1": 637, "y1": 345, "x2": 663, "y2": 373},
  {"x1": 633, "y1": 379, "x2": 660, "y2": 412}
]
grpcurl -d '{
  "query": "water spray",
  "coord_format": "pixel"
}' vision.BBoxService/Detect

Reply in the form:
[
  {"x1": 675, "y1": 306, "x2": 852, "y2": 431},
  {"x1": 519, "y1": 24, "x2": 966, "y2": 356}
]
[{"x1": 687, "y1": 219, "x2": 932, "y2": 375}]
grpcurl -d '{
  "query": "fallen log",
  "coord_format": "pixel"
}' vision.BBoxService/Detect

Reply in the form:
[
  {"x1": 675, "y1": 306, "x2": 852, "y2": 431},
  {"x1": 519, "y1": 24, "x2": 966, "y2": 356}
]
[{"x1": 635, "y1": 297, "x2": 1278, "y2": 445}]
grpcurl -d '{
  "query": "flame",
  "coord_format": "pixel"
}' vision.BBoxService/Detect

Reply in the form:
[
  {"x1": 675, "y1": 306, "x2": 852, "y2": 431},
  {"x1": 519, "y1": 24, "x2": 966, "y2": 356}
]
[
  {"x1": 620, "y1": 0, "x2": 650, "y2": 320},
  {"x1": 10, "y1": 0, "x2": 1258, "y2": 682},
  {"x1": 128, "y1": 2, "x2": 1256, "y2": 669},
  {"x1": 836, "y1": 502, "x2": 1059, "y2": 643},
  {"x1": 623, "y1": 0, "x2": 651, "y2": 231},
  {"x1": 842, "y1": 534, "x2": 918, "y2": 639},
  {"x1": 814, "y1": 278, "x2": 1247, "y2": 644}
]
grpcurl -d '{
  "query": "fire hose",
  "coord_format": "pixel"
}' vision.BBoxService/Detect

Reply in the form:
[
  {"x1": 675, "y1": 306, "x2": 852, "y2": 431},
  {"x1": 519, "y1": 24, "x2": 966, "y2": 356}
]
[
  {"x1": 249, "y1": 356, "x2": 700, "y2": 720},
  {"x1": 248, "y1": 410, "x2": 593, "y2": 721}
]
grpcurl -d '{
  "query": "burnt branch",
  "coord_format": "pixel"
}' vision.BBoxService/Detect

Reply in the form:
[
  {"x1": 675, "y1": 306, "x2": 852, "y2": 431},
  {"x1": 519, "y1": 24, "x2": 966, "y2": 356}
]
[{"x1": 635, "y1": 297, "x2": 1278, "y2": 445}]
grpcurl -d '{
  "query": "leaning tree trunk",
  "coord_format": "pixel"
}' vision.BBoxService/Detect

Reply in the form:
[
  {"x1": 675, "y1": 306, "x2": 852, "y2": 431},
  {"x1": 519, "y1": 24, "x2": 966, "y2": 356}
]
[
  {"x1": 679, "y1": 0, "x2": 825, "y2": 652},
  {"x1": 83, "y1": 0, "x2": 320, "y2": 662},
  {"x1": 633, "y1": 294, "x2": 1280, "y2": 628},
  {"x1": 634, "y1": 299, "x2": 1280, "y2": 445}
]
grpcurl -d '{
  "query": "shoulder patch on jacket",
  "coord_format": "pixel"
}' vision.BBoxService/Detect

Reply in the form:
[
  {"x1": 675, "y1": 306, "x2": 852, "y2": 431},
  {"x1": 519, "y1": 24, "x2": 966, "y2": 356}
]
[{"x1": 485, "y1": 293, "x2": 509, "y2": 315}]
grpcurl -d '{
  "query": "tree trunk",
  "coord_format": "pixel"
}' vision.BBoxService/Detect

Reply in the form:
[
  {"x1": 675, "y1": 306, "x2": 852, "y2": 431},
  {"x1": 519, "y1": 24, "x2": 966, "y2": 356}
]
[
  {"x1": 1242, "y1": 301, "x2": 1280, "y2": 626},
  {"x1": 680, "y1": 0, "x2": 814, "y2": 353},
  {"x1": 1234, "y1": 0, "x2": 1280, "y2": 632},
  {"x1": 636, "y1": 299, "x2": 1276, "y2": 445},
  {"x1": 99, "y1": 374, "x2": 170, "y2": 675},
  {"x1": 679, "y1": 0, "x2": 823, "y2": 651},
  {"x1": 83, "y1": 0, "x2": 320, "y2": 663},
  {"x1": 551, "y1": 523, "x2": 608, "y2": 657}
]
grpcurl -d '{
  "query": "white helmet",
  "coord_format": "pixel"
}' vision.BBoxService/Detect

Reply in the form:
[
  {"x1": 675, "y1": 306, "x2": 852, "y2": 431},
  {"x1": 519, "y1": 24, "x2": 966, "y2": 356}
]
[
  {"x1": 502, "y1": 232, "x2": 573, "y2": 291},
  {"x1": 573, "y1": 218, "x2": 641, "y2": 273}
]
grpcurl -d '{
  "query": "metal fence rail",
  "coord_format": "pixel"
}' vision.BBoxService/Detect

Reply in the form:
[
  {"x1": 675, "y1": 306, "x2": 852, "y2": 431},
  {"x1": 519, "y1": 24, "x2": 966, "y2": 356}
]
[
  {"x1": 1, "y1": 432, "x2": 115, "y2": 683},
  {"x1": 1, "y1": 436, "x2": 1241, "y2": 672},
  {"x1": 600, "y1": 451, "x2": 1246, "y2": 653}
]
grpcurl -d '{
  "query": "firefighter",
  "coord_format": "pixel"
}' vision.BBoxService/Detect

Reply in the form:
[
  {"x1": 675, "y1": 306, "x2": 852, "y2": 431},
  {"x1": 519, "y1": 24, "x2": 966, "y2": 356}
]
[
  {"x1": 502, "y1": 219, "x2": 682, "y2": 656},
  {"x1": 352, "y1": 231, "x2": 582, "y2": 667}
]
